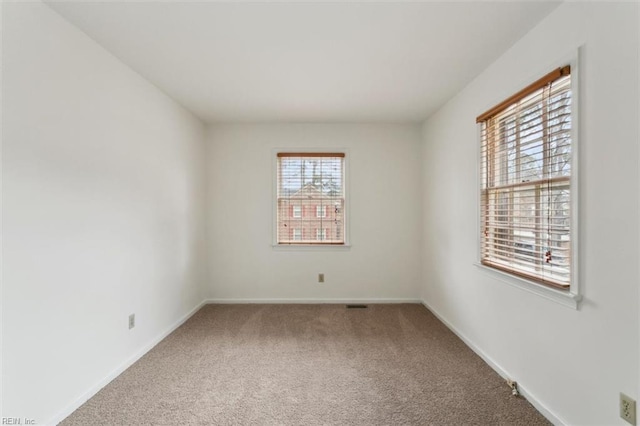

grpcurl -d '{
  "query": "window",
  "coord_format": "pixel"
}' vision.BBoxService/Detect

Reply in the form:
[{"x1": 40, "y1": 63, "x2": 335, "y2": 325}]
[
  {"x1": 292, "y1": 205, "x2": 302, "y2": 218},
  {"x1": 477, "y1": 66, "x2": 573, "y2": 290},
  {"x1": 276, "y1": 153, "x2": 345, "y2": 245}
]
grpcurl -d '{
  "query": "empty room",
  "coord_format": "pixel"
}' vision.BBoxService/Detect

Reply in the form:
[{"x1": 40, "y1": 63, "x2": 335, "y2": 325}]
[{"x1": 2, "y1": 1, "x2": 639, "y2": 425}]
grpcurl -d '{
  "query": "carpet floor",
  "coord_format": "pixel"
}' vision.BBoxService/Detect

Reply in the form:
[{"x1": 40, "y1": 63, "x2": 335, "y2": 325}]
[{"x1": 61, "y1": 304, "x2": 549, "y2": 425}]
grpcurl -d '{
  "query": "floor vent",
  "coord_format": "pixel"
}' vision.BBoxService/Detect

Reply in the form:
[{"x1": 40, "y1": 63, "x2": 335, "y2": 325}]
[{"x1": 346, "y1": 304, "x2": 368, "y2": 309}]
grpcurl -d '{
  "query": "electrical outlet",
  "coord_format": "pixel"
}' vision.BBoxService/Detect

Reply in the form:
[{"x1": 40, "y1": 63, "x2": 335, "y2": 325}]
[
  {"x1": 128, "y1": 314, "x2": 135, "y2": 330},
  {"x1": 318, "y1": 273, "x2": 324, "y2": 283},
  {"x1": 621, "y1": 393, "x2": 636, "y2": 425}
]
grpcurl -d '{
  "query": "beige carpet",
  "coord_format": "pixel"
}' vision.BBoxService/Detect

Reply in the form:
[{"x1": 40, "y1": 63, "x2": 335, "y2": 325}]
[{"x1": 62, "y1": 304, "x2": 549, "y2": 425}]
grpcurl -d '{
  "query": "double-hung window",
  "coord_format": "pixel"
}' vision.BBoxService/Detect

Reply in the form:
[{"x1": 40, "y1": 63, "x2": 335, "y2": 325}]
[
  {"x1": 292, "y1": 205, "x2": 302, "y2": 218},
  {"x1": 276, "y1": 153, "x2": 345, "y2": 245},
  {"x1": 478, "y1": 66, "x2": 573, "y2": 290}
]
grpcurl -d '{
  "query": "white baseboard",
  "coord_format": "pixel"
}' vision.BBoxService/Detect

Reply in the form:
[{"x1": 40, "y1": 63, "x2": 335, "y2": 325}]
[
  {"x1": 47, "y1": 300, "x2": 207, "y2": 426},
  {"x1": 203, "y1": 298, "x2": 422, "y2": 304},
  {"x1": 420, "y1": 300, "x2": 566, "y2": 426}
]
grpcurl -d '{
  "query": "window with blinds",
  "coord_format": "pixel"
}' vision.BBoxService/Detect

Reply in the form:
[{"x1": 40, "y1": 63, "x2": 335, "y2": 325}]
[
  {"x1": 276, "y1": 153, "x2": 345, "y2": 245},
  {"x1": 478, "y1": 66, "x2": 573, "y2": 289}
]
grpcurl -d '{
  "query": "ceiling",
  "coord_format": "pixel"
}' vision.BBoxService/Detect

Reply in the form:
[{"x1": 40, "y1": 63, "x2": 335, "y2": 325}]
[{"x1": 46, "y1": 1, "x2": 560, "y2": 124}]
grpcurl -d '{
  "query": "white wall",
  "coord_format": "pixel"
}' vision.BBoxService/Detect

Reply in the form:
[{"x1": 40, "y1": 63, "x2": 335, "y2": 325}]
[
  {"x1": 205, "y1": 124, "x2": 422, "y2": 302},
  {"x1": 420, "y1": 2, "x2": 638, "y2": 425},
  {"x1": 2, "y1": 3, "x2": 207, "y2": 424}
]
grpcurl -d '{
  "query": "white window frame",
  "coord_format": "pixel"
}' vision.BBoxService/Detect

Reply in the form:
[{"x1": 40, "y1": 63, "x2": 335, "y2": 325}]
[
  {"x1": 272, "y1": 148, "x2": 350, "y2": 250},
  {"x1": 292, "y1": 205, "x2": 302, "y2": 218},
  {"x1": 293, "y1": 229, "x2": 302, "y2": 241},
  {"x1": 316, "y1": 228, "x2": 327, "y2": 241},
  {"x1": 316, "y1": 205, "x2": 326, "y2": 218},
  {"x1": 475, "y1": 52, "x2": 581, "y2": 309}
]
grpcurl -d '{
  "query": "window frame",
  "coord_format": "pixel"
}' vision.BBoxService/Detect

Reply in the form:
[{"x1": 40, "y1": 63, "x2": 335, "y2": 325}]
[
  {"x1": 475, "y1": 54, "x2": 581, "y2": 309},
  {"x1": 272, "y1": 149, "x2": 350, "y2": 250}
]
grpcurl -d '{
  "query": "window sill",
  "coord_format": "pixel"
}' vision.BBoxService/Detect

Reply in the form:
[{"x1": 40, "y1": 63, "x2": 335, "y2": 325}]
[
  {"x1": 272, "y1": 244, "x2": 351, "y2": 251},
  {"x1": 474, "y1": 263, "x2": 581, "y2": 309}
]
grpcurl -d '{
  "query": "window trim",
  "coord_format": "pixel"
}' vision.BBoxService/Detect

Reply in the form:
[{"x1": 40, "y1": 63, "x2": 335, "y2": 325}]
[
  {"x1": 272, "y1": 148, "x2": 351, "y2": 250},
  {"x1": 292, "y1": 205, "x2": 302, "y2": 218},
  {"x1": 475, "y1": 51, "x2": 581, "y2": 309}
]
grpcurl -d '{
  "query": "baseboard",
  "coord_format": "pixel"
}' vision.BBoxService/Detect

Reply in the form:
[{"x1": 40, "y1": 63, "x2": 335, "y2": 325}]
[
  {"x1": 47, "y1": 300, "x2": 207, "y2": 425},
  {"x1": 420, "y1": 300, "x2": 566, "y2": 426},
  {"x1": 203, "y1": 298, "x2": 422, "y2": 304}
]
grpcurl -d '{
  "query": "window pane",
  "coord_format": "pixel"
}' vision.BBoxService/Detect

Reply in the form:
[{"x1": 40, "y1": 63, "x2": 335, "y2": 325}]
[
  {"x1": 277, "y1": 155, "x2": 345, "y2": 245},
  {"x1": 480, "y1": 71, "x2": 572, "y2": 289}
]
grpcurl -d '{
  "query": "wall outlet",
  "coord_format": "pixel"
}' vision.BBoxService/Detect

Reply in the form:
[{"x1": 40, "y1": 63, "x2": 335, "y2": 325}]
[
  {"x1": 318, "y1": 273, "x2": 325, "y2": 283},
  {"x1": 621, "y1": 393, "x2": 636, "y2": 425},
  {"x1": 128, "y1": 313, "x2": 135, "y2": 330}
]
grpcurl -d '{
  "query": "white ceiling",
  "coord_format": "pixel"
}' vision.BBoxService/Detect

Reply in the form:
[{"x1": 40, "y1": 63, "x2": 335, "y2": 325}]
[{"x1": 46, "y1": 1, "x2": 560, "y2": 124}]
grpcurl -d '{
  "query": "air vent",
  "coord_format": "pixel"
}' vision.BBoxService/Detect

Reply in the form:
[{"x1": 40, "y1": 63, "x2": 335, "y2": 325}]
[{"x1": 346, "y1": 304, "x2": 368, "y2": 309}]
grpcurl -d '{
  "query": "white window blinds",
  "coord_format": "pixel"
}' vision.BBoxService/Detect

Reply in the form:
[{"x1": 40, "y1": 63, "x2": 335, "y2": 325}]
[
  {"x1": 478, "y1": 66, "x2": 572, "y2": 289},
  {"x1": 277, "y1": 153, "x2": 345, "y2": 245}
]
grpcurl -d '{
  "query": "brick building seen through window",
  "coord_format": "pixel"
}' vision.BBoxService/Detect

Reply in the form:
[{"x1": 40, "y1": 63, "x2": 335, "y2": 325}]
[{"x1": 277, "y1": 153, "x2": 344, "y2": 245}]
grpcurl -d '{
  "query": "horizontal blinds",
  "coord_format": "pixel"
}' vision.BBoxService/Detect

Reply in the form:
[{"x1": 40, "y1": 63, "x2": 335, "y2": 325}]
[
  {"x1": 278, "y1": 152, "x2": 345, "y2": 158},
  {"x1": 479, "y1": 69, "x2": 572, "y2": 289},
  {"x1": 277, "y1": 154, "x2": 345, "y2": 245},
  {"x1": 476, "y1": 66, "x2": 570, "y2": 123}
]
